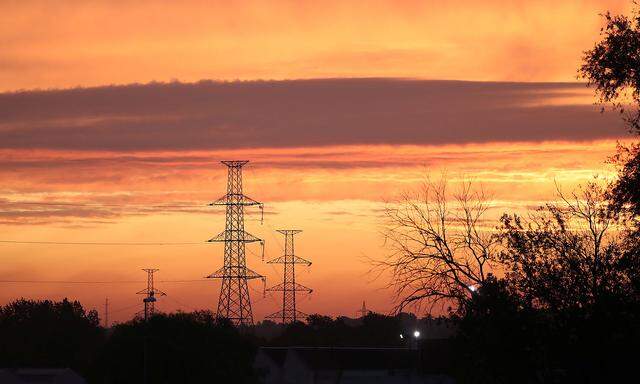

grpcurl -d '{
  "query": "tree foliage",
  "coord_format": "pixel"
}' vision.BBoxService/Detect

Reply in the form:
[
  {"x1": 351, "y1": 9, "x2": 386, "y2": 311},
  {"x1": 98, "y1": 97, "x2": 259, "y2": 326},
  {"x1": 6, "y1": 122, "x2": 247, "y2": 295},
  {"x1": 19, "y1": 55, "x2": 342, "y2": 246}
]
[
  {"x1": 581, "y1": 6, "x2": 640, "y2": 221},
  {"x1": 266, "y1": 313, "x2": 406, "y2": 347},
  {"x1": 580, "y1": 7, "x2": 640, "y2": 131},
  {"x1": 499, "y1": 182, "x2": 634, "y2": 312},
  {"x1": 0, "y1": 298, "x2": 102, "y2": 379},
  {"x1": 98, "y1": 311, "x2": 258, "y2": 384}
]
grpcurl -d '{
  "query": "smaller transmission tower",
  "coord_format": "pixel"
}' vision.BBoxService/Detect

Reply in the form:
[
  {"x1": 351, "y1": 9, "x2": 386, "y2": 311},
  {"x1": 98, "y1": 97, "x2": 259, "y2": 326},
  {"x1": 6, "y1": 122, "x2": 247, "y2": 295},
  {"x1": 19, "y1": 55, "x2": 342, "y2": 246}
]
[
  {"x1": 266, "y1": 230, "x2": 312, "y2": 324},
  {"x1": 137, "y1": 269, "x2": 166, "y2": 320},
  {"x1": 357, "y1": 301, "x2": 370, "y2": 318}
]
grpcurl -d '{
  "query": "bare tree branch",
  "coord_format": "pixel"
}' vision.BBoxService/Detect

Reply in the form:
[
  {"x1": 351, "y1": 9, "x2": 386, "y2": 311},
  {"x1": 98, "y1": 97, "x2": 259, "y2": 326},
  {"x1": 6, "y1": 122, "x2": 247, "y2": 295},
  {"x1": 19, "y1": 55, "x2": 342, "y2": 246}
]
[{"x1": 373, "y1": 176, "x2": 500, "y2": 314}]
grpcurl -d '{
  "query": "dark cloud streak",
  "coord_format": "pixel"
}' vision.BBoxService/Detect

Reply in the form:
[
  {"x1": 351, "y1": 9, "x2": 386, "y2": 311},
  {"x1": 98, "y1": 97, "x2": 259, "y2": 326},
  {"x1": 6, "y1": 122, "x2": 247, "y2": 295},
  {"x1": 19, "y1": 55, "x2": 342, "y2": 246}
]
[{"x1": 0, "y1": 78, "x2": 625, "y2": 151}]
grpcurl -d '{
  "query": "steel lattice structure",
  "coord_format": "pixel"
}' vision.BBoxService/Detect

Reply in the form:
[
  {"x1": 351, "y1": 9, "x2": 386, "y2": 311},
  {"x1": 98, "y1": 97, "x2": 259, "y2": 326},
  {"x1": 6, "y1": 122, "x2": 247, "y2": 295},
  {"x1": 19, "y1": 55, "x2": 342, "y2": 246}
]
[
  {"x1": 207, "y1": 160, "x2": 264, "y2": 326},
  {"x1": 137, "y1": 268, "x2": 166, "y2": 320},
  {"x1": 357, "y1": 301, "x2": 370, "y2": 318},
  {"x1": 266, "y1": 230, "x2": 312, "y2": 324}
]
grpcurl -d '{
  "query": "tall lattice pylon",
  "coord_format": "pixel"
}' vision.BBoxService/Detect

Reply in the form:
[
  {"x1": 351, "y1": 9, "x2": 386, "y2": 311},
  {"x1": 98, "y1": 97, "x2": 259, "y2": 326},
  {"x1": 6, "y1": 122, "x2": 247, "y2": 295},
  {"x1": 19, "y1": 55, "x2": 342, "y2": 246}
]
[
  {"x1": 137, "y1": 268, "x2": 166, "y2": 320},
  {"x1": 266, "y1": 230, "x2": 312, "y2": 324},
  {"x1": 207, "y1": 160, "x2": 264, "y2": 326}
]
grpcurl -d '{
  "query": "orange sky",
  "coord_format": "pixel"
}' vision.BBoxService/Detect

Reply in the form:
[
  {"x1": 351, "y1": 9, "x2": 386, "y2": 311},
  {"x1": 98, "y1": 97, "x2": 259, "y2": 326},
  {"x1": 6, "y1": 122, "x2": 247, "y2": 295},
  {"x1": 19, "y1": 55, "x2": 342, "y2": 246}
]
[
  {"x1": 0, "y1": 139, "x2": 627, "y2": 321},
  {"x1": 0, "y1": 0, "x2": 636, "y2": 322},
  {"x1": 0, "y1": 0, "x2": 632, "y2": 90}
]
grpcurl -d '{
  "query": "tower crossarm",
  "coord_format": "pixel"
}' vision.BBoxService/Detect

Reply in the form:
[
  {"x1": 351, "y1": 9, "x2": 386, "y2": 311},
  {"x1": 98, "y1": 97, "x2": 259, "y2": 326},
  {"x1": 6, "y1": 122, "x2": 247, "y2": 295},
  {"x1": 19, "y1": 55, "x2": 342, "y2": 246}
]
[
  {"x1": 206, "y1": 266, "x2": 264, "y2": 280},
  {"x1": 265, "y1": 309, "x2": 309, "y2": 321},
  {"x1": 136, "y1": 288, "x2": 167, "y2": 296},
  {"x1": 266, "y1": 255, "x2": 311, "y2": 266},
  {"x1": 266, "y1": 282, "x2": 312, "y2": 293},
  {"x1": 210, "y1": 193, "x2": 262, "y2": 206},
  {"x1": 208, "y1": 230, "x2": 262, "y2": 243}
]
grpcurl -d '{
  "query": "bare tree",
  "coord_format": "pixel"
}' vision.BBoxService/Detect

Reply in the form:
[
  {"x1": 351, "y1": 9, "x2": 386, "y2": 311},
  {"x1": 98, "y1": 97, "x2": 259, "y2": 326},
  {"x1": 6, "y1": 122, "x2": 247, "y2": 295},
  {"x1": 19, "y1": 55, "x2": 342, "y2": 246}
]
[
  {"x1": 376, "y1": 177, "x2": 500, "y2": 314},
  {"x1": 500, "y1": 180, "x2": 633, "y2": 311}
]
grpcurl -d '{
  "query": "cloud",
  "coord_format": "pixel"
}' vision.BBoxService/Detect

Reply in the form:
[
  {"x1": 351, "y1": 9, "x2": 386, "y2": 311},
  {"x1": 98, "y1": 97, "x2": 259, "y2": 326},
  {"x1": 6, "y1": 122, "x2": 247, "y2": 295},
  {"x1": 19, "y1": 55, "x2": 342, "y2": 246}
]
[
  {"x1": 0, "y1": 79, "x2": 627, "y2": 151},
  {"x1": 0, "y1": 79, "x2": 626, "y2": 225}
]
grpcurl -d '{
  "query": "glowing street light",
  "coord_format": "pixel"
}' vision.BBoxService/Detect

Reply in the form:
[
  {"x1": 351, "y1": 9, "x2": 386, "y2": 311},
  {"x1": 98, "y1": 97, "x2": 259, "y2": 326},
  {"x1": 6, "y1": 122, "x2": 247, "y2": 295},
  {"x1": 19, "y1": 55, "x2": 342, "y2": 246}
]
[{"x1": 413, "y1": 330, "x2": 421, "y2": 338}]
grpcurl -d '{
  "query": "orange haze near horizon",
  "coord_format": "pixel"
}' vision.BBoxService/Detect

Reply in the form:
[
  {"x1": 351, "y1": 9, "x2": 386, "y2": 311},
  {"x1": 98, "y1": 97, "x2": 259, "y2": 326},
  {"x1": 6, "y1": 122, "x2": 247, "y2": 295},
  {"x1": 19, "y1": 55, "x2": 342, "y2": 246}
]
[{"x1": 0, "y1": 140, "x2": 626, "y2": 321}]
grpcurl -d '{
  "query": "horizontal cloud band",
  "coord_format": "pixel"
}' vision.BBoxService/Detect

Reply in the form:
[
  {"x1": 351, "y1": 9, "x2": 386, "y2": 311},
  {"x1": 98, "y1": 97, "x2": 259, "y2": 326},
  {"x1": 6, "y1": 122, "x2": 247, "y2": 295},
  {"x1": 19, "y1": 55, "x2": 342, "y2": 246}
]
[{"x1": 0, "y1": 78, "x2": 625, "y2": 151}]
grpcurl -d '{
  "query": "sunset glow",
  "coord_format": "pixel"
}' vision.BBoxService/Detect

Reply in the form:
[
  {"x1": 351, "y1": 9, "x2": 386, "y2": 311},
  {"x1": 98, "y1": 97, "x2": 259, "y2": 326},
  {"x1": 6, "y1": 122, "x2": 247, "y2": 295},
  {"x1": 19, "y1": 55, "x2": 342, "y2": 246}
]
[
  {"x1": 0, "y1": 0, "x2": 633, "y2": 90},
  {"x1": 0, "y1": 1, "x2": 634, "y2": 322}
]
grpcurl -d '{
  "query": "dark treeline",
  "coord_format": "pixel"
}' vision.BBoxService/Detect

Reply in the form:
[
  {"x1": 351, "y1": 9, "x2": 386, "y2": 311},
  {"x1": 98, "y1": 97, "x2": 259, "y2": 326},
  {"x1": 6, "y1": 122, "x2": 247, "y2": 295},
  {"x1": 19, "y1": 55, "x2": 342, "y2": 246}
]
[
  {"x1": 3, "y1": 292, "x2": 635, "y2": 383},
  {"x1": 3, "y1": 290, "x2": 635, "y2": 383},
  {"x1": 0, "y1": 299, "x2": 452, "y2": 383},
  {"x1": 258, "y1": 312, "x2": 453, "y2": 347},
  {"x1": 0, "y1": 300, "x2": 260, "y2": 383}
]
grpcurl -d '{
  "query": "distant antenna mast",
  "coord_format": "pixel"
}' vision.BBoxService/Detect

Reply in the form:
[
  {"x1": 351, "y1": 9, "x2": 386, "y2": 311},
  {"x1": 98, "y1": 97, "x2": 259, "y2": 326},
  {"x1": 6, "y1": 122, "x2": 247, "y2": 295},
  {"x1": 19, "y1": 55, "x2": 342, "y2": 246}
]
[
  {"x1": 137, "y1": 268, "x2": 166, "y2": 321},
  {"x1": 104, "y1": 298, "x2": 109, "y2": 328},
  {"x1": 266, "y1": 230, "x2": 312, "y2": 324},
  {"x1": 357, "y1": 301, "x2": 370, "y2": 318},
  {"x1": 207, "y1": 160, "x2": 265, "y2": 326}
]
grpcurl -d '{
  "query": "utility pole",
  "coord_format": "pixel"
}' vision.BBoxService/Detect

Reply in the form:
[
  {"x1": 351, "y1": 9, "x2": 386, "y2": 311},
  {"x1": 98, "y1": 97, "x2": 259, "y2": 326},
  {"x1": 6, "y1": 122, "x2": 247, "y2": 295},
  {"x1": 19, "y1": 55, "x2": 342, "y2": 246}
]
[
  {"x1": 266, "y1": 230, "x2": 312, "y2": 324},
  {"x1": 207, "y1": 160, "x2": 265, "y2": 326},
  {"x1": 104, "y1": 298, "x2": 109, "y2": 328},
  {"x1": 137, "y1": 268, "x2": 166, "y2": 321},
  {"x1": 357, "y1": 301, "x2": 370, "y2": 318}
]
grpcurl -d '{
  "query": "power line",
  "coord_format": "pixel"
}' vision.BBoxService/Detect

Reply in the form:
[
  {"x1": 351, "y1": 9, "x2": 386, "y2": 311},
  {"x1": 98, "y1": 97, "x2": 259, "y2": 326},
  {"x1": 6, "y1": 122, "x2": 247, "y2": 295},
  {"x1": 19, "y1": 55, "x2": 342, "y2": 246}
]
[
  {"x1": 110, "y1": 302, "x2": 143, "y2": 314},
  {"x1": 0, "y1": 280, "x2": 142, "y2": 284},
  {"x1": 0, "y1": 240, "x2": 207, "y2": 246},
  {"x1": 159, "y1": 280, "x2": 210, "y2": 283},
  {"x1": 3, "y1": 201, "x2": 267, "y2": 215},
  {"x1": 3, "y1": 201, "x2": 209, "y2": 208},
  {"x1": 164, "y1": 295, "x2": 199, "y2": 312},
  {"x1": 0, "y1": 279, "x2": 210, "y2": 284}
]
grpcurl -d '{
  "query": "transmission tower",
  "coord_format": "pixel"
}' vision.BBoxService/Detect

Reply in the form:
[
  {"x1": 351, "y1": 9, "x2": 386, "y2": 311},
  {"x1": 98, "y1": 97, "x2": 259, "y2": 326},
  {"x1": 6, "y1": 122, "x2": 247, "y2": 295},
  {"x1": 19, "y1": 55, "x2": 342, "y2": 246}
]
[
  {"x1": 137, "y1": 268, "x2": 166, "y2": 321},
  {"x1": 207, "y1": 160, "x2": 264, "y2": 326},
  {"x1": 357, "y1": 301, "x2": 370, "y2": 318},
  {"x1": 266, "y1": 230, "x2": 312, "y2": 324}
]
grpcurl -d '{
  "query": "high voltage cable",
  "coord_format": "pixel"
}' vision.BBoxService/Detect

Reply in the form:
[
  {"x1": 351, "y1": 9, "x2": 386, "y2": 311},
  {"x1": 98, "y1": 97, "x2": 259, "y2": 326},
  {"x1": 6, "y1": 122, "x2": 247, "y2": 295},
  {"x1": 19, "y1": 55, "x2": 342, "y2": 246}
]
[
  {"x1": 109, "y1": 302, "x2": 143, "y2": 314},
  {"x1": 165, "y1": 295, "x2": 199, "y2": 311},
  {"x1": 4, "y1": 201, "x2": 267, "y2": 212},
  {"x1": 0, "y1": 279, "x2": 210, "y2": 284},
  {"x1": 3, "y1": 201, "x2": 209, "y2": 208},
  {"x1": 0, "y1": 240, "x2": 207, "y2": 246}
]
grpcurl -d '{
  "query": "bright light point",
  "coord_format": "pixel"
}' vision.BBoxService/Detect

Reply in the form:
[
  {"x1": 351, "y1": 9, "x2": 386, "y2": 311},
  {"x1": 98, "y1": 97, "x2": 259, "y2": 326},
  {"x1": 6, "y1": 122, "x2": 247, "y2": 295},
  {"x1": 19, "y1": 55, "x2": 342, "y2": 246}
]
[
  {"x1": 413, "y1": 330, "x2": 420, "y2": 338},
  {"x1": 469, "y1": 285, "x2": 477, "y2": 292},
  {"x1": 399, "y1": 334, "x2": 404, "y2": 339}
]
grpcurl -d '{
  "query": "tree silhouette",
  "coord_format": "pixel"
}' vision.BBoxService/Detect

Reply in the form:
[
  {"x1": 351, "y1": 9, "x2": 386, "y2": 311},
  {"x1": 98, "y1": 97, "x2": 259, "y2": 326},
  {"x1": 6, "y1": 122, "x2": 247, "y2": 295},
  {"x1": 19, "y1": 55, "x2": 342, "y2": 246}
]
[
  {"x1": 267, "y1": 313, "x2": 405, "y2": 347},
  {"x1": 499, "y1": 182, "x2": 634, "y2": 312},
  {"x1": 0, "y1": 298, "x2": 103, "y2": 379},
  {"x1": 580, "y1": 7, "x2": 640, "y2": 132},
  {"x1": 454, "y1": 276, "x2": 540, "y2": 384},
  {"x1": 497, "y1": 182, "x2": 639, "y2": 382},
  {"x1": 98, "y1": 311, "x2": 258, "y2": 384},
  {"x1": 580, "y1": 6, "x2": 640, "y2": 220},
  {"x1": 376, "y1": 177, "x2": 499, "y2": 313}
]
